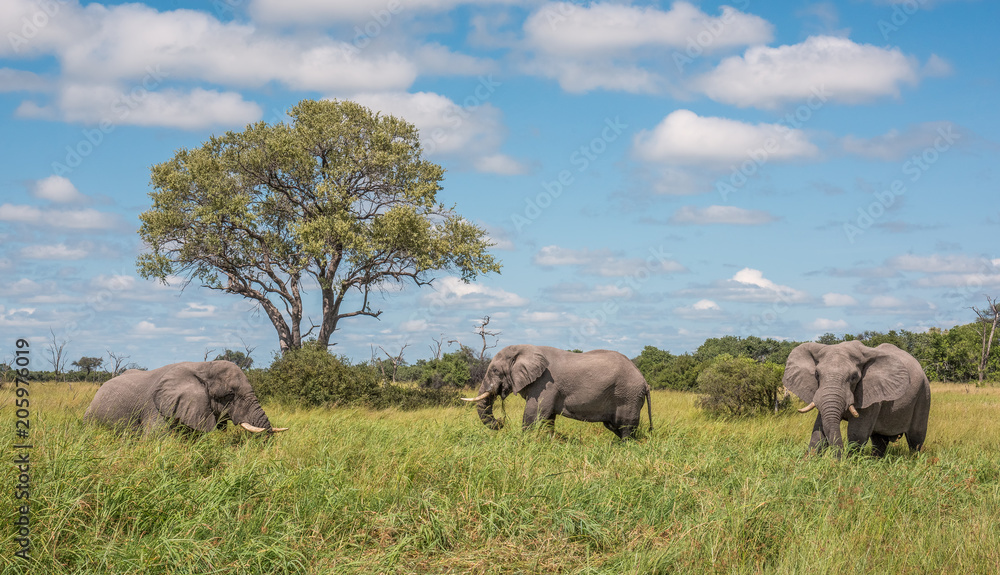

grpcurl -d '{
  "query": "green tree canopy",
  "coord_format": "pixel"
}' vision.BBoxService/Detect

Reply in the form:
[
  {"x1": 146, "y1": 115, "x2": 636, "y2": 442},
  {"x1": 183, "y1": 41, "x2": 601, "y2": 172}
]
[
  {"x1": 214, "y1": 350, "x2": 253, "y2": 369},
  {"x1": 137, "y1": 99, "x2": 501, "y2": 351},
  {"x1": 71, "y1": 356, "x2": 103, "y2": 376}
]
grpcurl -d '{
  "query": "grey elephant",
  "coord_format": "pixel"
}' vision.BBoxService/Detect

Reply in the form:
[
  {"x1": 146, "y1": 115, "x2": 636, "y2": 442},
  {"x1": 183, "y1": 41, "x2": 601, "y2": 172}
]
[
  {"x1": 84, "y1": 361, "x2": 287, "y2": 435},
  {"x1": 783, "y1": 341, "x2": 930, "y2": 457},
  {"x1": 463, "y1": 345, "x2": 652, "y2": 439}
]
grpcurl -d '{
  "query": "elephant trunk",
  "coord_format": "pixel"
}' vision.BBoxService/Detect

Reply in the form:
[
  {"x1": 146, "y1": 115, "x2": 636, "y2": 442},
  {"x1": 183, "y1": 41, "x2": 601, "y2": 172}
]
[
  {"x1": 817, "y1": 388, "x2": 847, "y2": 452},
  {"x1": 235, "y1": 391, "x2": 281, "y2": 432},
  {"x1": 476, "y1": 389, "x2": 503, "y2": 430}
]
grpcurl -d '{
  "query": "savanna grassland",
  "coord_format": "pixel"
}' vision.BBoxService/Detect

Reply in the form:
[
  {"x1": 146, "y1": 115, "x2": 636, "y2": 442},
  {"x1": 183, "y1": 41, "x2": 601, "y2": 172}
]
[{"x1": 3, "y1": 382, "x2": 1000, "y2": 574}]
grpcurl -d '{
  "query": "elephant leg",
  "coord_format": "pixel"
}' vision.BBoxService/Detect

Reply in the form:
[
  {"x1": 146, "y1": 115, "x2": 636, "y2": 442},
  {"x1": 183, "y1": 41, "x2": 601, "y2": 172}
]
[
  {"x1": 808, "y1": 414, "x2": 826, "y2": 452},
  {"x1": 869, "y1": 433, "x2": 892, "y2": 458},
  {"x1": 522, "y1": 394, "x2": 557, "y2": 433},
  {"x1": 618, "y1": 424, "x2": 637, "y2": 440},
  {"x1": 904, "y1": 428, "x2": 926, "y2": 453}
]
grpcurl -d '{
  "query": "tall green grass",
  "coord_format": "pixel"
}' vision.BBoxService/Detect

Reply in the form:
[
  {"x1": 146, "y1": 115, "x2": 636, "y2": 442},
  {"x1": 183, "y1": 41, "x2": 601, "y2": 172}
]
[{"x1": 2, "y1": 382, "x2": 999, "y2": 574}]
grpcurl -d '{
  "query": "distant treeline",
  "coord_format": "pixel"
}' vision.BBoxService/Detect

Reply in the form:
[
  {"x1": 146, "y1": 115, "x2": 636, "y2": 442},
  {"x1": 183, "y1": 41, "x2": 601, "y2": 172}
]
[
  {"x1": 12, "y1": 321, "x2": 996, "y2": 389},
  {"x1": 634, "y1": 322, "x2": 999, "y2": 391}
]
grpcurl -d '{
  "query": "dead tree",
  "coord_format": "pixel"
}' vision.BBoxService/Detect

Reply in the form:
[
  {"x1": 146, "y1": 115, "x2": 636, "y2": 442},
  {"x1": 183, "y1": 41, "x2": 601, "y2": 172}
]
[
  {"x1": 475, "y1": 315, "x2": 501, "y2": 361},
  {"x1": 106, "y1": 350, "x2": 131, "y2": 377},
  {"x1": 379, "y1": 344, "x2": 409, "y2": 385},
  {"x1": 45, "y1": 328, "x2": 69, "y2": 382},
  {"x1": 971, "y1": 296, "x2": 1000, "y2": 385},
  {"x1": 429, "y1": 335, "x2": 445, "y2": 361}
]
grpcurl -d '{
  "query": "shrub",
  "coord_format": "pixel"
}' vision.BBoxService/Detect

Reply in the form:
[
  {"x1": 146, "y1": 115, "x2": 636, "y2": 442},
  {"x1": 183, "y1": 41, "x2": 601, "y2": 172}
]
[
  {"x1": 633, "y1": 346, "x2": 704, "y2": 391},
  {"x1": 252, "y1": 342, "x2": 380, "y2": 407},
  {"x1": 696, "y1": 354, "x2": 788, "y2": 417},
  {"x1": 251, "y1": 342, "x2": 461, "y2": 410}
]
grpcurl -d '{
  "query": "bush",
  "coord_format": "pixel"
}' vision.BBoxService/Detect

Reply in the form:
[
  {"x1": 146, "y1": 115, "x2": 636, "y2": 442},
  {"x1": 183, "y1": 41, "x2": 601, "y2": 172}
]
[
  {"x1": 251, "y1": 342, "x2": 461, "y2": 410},
  {"x1": 252, "y1": 342, "x2": 381, "y2": 407},
  {"x1": 633, "y1": 346, "x2": 704, "y2": 391},
  {"x1": 696, "y1": 354, "x2": 788, "y2": 417}
]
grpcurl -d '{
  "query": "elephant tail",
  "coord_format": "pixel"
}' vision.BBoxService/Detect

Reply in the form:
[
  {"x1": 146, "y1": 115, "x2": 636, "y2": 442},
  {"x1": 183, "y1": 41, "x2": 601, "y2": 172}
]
[{"x1": 645, "y1": 386, "x2": 653, "y2": 433}]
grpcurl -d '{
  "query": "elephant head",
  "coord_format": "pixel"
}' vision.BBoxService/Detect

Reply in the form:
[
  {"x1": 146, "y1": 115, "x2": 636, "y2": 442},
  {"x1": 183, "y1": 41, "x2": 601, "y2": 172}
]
[
  {"x1": 783, "y1": 341, "x2": 909, "y2": 451},
  {"x1": 151, "y1": 361, "x2": 287, "y2": 434},
  {"x1": 462, "y1": 345, "x2": 549, "y2": 430}
]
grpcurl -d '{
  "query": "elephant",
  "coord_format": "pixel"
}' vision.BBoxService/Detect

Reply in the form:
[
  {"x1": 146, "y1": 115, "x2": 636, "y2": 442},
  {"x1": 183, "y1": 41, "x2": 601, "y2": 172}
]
[
  {"x1": 463, "y1": 345, "x2": 652, "y2": 439},
  {"x1": 84, "y1": 360, "x2": 287, "y2": 435},
  {"x1": 783, "y1": 341, "x2": 930, "y2": 457}
]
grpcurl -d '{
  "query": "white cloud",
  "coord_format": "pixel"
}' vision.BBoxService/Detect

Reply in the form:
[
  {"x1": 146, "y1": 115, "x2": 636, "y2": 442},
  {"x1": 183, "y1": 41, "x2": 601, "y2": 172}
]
[
  {"x1": 522, "y1": 2, "x2": 772, "y2": 94},
  {"x1": 423, "y1": 276, "x2": 528, "y2": 308},
  {"x1": 823, "y1": 293, "x2": 858, "y2": 307},
  {"x1": 679, "y1": 268, "x2": 809, "y2": 303},
  {"x1": 0, "y1": 68, "x2": 49, "y2": 92},
  {"x1": 351, "y1": 91, "x2": 525, "y2": 173},
  {"x1": 669, "y1": 205, "x2": 778, "y2": 225},
  {"x1": 809, "y1": 318, "x2": 848, "y2": 330},
  {"x1": 634, "y1": 110, "x2": 818, "y2": 167},
  {"x1": 18, "y1": 84, "x2": 263, "y2": 130},
  {"x1": 473, "y1": 154, "x2": 528, "y2": 175},
  {"x1": 176, "y1": 303, "x2": 217, "y2": 319},
  {"x1": 0, "y1": 204, "x2": 120, "y2": 229},
  {"x1": 888, "y1": 253, "x2": 991, "y2": 273},
  {"x1": 695, "y1": 36, "x2": 925, "y2": 109},
  {"x1": 91, "y1": 274, "x2": 137, "y2": 292},
  {"x1": 31, "y1": 175, "x2": 87, "y2": 203},
  {"x1": 250, "y1": 0, "x2": 530, "y2": 23},
  {"x1": 841, "y1": 122, "x2": 960, "y2": 161},
  {"x1": 533, "y1": 245, "x2": 685, "y2": 277},
  {"x1": 20, "y1": 243, "x2": 90, "y2": 260},
  {"x1": 134, "y1": 320, "x2": 159, "y2": 334},
  {"x1": 870, "y1": 295, "x2": 905, "y2": 308},
  {"x1": 524, "y1": 2, "x2": 772, "y2": 56},
  {"x1": 545, "y1": 282, "x2": 634, "y2": 303},
  {"x1": 674, "y1": 299, "x2": 725, "y2": 318}
]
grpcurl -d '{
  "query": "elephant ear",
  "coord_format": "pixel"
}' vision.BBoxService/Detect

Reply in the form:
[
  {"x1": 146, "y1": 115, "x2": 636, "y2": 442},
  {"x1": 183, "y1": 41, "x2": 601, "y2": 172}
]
[
  {"x1": 855, "y1": 345, "x2": 910, "y2": 409},
  {"x1": 509, "y1": 346, "x2": 550, "y2": 395},
  {"x1": 152, "y1": 366, "x2": 217, "y2": 432},
  {"x1": 782, "y1": 342, "x2": 824, "y2": 404}
]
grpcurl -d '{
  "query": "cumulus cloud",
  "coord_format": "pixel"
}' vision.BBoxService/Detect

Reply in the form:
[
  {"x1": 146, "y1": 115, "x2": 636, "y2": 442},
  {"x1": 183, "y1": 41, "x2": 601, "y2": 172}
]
[
  {"x1": 352, "y1": 91, "x2": 525, "y2": 173},
  {"x1": 632, "y1": 110, "x2": 818, "y2": 195},
  {"x1": 809, "y1": 318, "x2": 848, "y2": 331},
  {"x1": 694, "y1": 36, "x2": 928, "y2": 109},
  {"x1": 678, "y1": 268, "x2": 809, "y2": 303},
  {"x1": 422, "y1": 276, "x2": 528, "y2": 308},
  {"x1": 3, "y1": 0, "x2": 480, "y2": 129},
  {"x1": 524, "y1": 1, "x2": 772, "y2": 55},
  {"x1": 669, "y1": 205, "x2": 779, "y2": 225},
  {"x1": 521, "y1": 1, "x2": 772, "y2": 94},
  {"x1": 823, "y1": 293, "x2": 858, "y2": 307},
  {"x1": 30, "y1": 175, "x2": 87, "y2": 203},
  {"x1": 634, "y1": 110, "x2": 818, "y2": 166}
]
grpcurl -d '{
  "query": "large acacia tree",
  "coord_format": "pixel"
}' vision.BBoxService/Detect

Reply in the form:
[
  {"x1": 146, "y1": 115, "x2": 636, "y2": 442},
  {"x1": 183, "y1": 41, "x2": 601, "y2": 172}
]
[{"x1": 137, "y1": 99, "x2": 500, "y2": 352}]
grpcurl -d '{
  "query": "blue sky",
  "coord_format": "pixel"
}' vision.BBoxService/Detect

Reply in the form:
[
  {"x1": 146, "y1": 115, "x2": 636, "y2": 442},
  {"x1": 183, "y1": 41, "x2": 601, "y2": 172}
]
[{"x1": 1, "y1": 0, "x2": 998, "y2": 370}]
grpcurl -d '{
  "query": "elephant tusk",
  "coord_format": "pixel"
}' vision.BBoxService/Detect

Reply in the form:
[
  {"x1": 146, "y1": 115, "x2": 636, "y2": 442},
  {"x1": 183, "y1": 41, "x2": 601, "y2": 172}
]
[
  {"x1": 797, "y1": 402, "x2": 816, "y2": 414},
  {"x1": 462, "y1": 391, "x2": 491, "y2": 402},
  {"x1": 239, "y1": 422, "x2": 267, "y2": 433},
  {"x1": 270, "y1": 427, "x2": 289, "y2": 432},
  {"x1": 848, "y1": 405, "x2": 860, "y2": 418}
]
